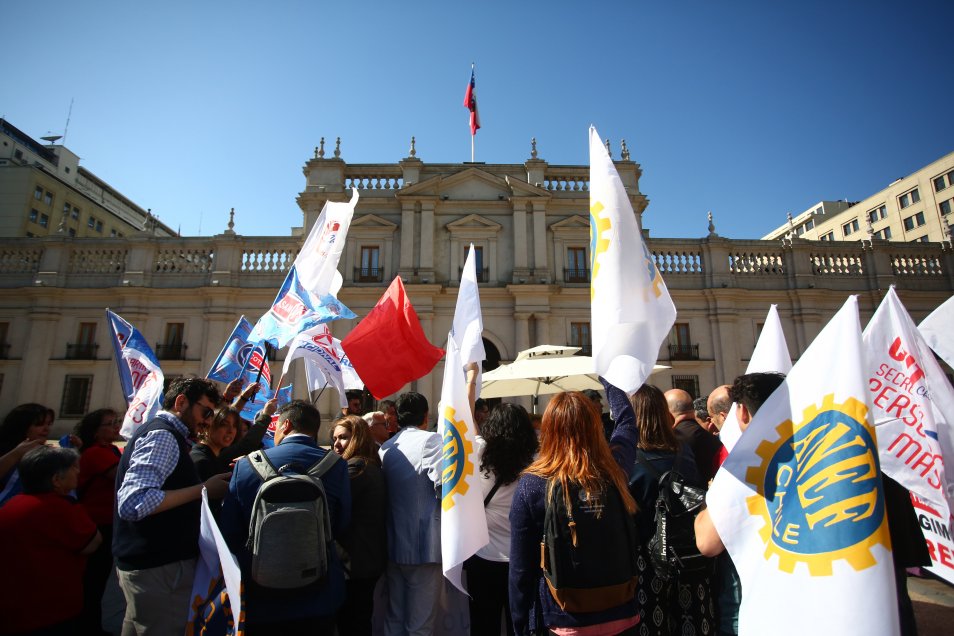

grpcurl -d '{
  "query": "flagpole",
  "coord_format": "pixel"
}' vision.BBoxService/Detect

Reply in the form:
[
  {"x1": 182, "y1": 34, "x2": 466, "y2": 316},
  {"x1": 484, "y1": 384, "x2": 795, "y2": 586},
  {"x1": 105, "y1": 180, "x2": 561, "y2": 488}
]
[{"x1": 471, "y1": 134, "x2": 474, "y2": 163}]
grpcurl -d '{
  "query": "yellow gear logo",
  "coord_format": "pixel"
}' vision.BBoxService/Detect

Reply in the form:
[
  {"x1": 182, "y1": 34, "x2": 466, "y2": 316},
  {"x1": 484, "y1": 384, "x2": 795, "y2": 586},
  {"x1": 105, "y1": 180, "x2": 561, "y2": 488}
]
[
  {"x1": 441, "y1": 406, "x2": 475, "y2": 512},
  {"x1": 745, "y1": 394, "x2": 891, "y2": 575},
  {"x1": 589, "y1": 201, "x2": 612, "y2": 300}
]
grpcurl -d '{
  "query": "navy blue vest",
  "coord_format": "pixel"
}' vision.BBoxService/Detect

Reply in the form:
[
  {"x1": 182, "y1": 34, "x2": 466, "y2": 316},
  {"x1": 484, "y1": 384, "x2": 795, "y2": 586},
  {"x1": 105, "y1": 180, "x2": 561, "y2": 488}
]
[{"x1": 113, "y1": 417, "x2": 201, "y2": 570}]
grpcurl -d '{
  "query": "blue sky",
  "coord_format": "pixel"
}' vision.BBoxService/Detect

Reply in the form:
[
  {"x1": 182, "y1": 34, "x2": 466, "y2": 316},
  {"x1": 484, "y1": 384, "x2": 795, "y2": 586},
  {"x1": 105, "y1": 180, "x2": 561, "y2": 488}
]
[{"x1": 4, "y1": 1, "x2": 953, "y2": 239}]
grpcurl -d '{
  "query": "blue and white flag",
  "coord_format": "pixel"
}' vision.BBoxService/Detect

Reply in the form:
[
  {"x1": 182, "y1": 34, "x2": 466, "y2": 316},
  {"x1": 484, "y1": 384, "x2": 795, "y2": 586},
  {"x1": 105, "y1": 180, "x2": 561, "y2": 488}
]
[
  {"x1": 283, "y1": 324, "x2": 359, "y2": 411},
  {"x1": 250, "y1": 191, "x2": 359, "y2": 348},
  {"x1": 106, "y1": 309, "x2": 164, "y2": 438},
  {"x1": 706, "y1": 297, "x2": 899, "y2": 635},
  {"x1": 187, "y1": 489, "x2": 244, "y2": 635},
  {"x1": 260, "y1": 385, "x2": 295, "y2": 449},
  {"x1": 589, "y1": 126, "x2": 676, "y2": 393},
  {"x1": 438, "y1": 338, "x2": 488, "y2": 594},
  {"x1": 207, "y1": 316, "x2": 274, "y2": 422}
]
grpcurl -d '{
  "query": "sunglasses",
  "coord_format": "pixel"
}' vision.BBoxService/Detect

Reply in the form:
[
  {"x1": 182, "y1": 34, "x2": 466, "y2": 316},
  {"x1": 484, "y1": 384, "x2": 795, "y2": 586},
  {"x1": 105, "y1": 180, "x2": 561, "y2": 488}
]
[{"x1": 195, "y1": 403, "x2": 215, "y2": 421}]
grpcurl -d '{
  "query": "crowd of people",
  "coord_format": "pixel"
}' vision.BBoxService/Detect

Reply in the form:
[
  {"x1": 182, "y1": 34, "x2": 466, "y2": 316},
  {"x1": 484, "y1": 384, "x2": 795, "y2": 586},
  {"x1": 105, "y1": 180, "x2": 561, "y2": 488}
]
[{"x1": 0, "y1": 367, "x2": 932, "y2": 636}]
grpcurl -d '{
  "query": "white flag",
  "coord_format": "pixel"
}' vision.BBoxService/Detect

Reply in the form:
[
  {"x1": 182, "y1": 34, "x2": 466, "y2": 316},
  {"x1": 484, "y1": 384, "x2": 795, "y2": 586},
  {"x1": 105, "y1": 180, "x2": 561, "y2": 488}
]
[
  {"x1": 283, "y1": 324, "x2": 360, "y2": 410},
  {"x1": 589, "y1": 126, "x2": 675, "y2": 393},
  {"x1": 707, "y1": 297, "x2": 899, "y2": 636},
  {"x1": 863, "y1": 288, "x2": 954, "y2": 541},
  {"x1": 438, "y1": 338, "x2": 489, "y2": 594},
  {"x1": 451, "y1": 244, "x2": 486, "y2": 367},
  {"x1": 721, "y1": 304, "x2": 793, "y2": 452},
  {"x1": 919, "y1": 294, "x2": 954, "y2": 370},
  {"x1": 297, "y1": 189, "x2": 359, "y2": 296},
  {"x1": 187, "y1": 489, "x2": 244, "y2": 634}
]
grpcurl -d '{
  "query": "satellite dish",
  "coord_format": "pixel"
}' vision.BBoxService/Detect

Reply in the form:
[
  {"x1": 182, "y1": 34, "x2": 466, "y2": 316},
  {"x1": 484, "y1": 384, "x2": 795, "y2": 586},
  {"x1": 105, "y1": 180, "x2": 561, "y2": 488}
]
[{"x1": 41, "y1": 135, "x2": 62, "y2": 144}]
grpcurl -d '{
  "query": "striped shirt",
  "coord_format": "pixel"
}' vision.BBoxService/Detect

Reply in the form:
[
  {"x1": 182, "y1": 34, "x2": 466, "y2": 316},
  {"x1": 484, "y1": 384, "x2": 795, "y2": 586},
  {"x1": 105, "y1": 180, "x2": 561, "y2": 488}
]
[{"x1": 116, "y1": 412, "x2": 192, "y2": 521}]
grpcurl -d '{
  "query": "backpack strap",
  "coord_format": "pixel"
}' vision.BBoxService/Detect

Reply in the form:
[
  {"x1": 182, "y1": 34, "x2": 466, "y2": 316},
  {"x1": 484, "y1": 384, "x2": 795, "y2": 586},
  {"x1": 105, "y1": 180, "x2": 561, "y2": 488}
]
[
  {"x1": 484, "y1": 478, "x2": 502, "y2": 507},
  {"x1": 305, "y1": 449, "x2": 341, "y2": 479},
  {"x1": 247, "y1": 449, "x2": 280, "y2": 482}
]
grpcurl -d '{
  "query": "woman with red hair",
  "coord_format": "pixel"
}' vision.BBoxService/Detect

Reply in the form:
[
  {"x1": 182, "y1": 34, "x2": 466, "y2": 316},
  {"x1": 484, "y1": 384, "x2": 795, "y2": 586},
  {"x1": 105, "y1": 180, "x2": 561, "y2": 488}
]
[{"x1": 509, "y1": 379, "x2": 640, "y2": 635}]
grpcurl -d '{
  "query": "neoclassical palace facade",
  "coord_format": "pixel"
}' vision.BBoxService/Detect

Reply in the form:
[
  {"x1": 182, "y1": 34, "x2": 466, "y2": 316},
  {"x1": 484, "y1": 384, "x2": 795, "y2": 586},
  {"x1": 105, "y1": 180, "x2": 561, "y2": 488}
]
[{"x1": 1, "y1": 140, "x2": 952, "y2": 435}]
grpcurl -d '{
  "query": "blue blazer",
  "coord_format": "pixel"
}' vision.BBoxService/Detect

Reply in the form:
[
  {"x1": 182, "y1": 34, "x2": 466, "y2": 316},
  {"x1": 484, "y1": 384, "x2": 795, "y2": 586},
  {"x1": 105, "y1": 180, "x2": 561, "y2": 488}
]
[{"x1": 220, "y1": 435, "x2": 352, "y2": 621}]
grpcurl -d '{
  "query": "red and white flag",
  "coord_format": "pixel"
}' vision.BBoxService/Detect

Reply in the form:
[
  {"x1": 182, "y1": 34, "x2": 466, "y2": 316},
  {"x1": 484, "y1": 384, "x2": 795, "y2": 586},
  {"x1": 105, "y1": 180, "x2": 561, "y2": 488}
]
[{"x1": 463, "y1": 68, "x2": 480, "y2": 136}]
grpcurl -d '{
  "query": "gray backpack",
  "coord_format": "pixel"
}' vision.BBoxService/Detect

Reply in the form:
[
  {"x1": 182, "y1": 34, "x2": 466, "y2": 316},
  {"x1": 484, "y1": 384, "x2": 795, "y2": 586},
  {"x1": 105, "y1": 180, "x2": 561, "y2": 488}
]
[{"x1": 245, "y1": 448, "x2": 340, "y2": 589}]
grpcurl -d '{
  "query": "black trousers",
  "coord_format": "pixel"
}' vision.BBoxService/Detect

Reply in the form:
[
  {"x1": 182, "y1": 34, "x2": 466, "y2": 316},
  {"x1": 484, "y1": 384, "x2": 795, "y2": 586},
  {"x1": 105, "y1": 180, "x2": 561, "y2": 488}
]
[
  {"x1": 464, "y1": 555, "x2": 513, "y2": 636},
  {"x1": 336, "y1": 576, "x2": 380, "y2": 636}
]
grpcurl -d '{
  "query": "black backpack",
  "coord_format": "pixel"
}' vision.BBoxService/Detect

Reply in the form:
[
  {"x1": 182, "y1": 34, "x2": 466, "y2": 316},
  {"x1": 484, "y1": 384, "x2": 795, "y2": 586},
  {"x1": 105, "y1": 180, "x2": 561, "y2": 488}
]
[
  {"x1": 540, "y1": 479, "x2": 639, "y2": 613},
  {"x1": 636, "y1": 449, "x2": 710, "y2": 581}
]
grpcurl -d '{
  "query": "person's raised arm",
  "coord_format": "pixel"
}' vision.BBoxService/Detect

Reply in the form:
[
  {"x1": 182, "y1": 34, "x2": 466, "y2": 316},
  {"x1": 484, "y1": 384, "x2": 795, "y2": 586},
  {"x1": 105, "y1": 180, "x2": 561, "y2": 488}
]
[{"x1": 694, "y1": 507, "x2": 726, "y2": 556}]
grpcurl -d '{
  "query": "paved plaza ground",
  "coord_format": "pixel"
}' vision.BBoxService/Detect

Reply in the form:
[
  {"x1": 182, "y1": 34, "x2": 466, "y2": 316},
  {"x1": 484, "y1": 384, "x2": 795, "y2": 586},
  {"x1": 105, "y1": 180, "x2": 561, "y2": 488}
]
[{"x1": 910, "y1": 575, "x2": 954, "y2": 635}]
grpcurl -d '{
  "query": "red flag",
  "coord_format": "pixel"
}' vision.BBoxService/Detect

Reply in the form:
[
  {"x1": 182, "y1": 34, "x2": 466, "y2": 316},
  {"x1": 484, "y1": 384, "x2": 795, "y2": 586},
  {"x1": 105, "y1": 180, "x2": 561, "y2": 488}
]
[
  {"x1": 463, "y1": 69, "x2": 480, "y2": 136},
  {"x1": 341, "y1": 276, "x2": 445, "y2": 399}
]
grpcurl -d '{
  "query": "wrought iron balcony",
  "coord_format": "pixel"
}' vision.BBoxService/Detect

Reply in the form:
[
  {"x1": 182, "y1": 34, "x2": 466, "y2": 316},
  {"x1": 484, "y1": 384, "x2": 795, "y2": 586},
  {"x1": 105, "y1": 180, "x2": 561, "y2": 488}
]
[
  {"x1": 564, "y1": 267, "x2": 590, "y2": 283},
  {"x1": 156, "y1": 343, "x2": 187, "y2": 360},
  {"x1": 668, "y1": 343, "x2": 699, "y2": 360},
  {"x1": 66, "y1": 343, "x2": 99, "y2": 359},
  {"x1": 354, "y1": 266, "x2": 384, "y2": 283}
]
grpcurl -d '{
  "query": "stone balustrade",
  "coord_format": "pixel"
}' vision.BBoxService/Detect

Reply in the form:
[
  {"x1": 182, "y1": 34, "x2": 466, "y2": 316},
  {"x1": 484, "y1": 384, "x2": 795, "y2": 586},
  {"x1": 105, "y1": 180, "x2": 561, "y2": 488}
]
[{"x1": 3, "y1": 234, "x2": 951, "y2": 293}]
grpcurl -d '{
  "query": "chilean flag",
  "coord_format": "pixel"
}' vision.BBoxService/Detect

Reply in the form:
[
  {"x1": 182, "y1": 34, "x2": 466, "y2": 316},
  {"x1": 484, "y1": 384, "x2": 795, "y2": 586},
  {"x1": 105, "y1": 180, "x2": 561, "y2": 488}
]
[{"x1": 463, "y1": 68, "x2": 480, "y2": 136}]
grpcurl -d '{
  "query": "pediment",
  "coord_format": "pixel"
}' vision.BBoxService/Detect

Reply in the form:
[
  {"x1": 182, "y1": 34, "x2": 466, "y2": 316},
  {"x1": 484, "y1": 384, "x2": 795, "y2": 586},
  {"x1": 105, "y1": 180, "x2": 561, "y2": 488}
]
[
  {"x1": 350, "y1": 214, "x2": 398, "y2": 230},
  {"x1": 550, "y1": 215, "x2": 590, "y2": 236},
  {"x1": 446, "y1": 213, "x2": 502, "y2": 235},
  {"x1": 399, "y1": 167, "x2": 549, "y2": 201}
]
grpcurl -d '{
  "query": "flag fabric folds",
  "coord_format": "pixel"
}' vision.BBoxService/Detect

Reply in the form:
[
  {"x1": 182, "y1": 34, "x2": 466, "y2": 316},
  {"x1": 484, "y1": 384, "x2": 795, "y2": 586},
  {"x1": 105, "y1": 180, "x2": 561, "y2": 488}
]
[
  {"x1": 588, "y1": 126, "x2": 676, "y2": 394},
  {"x1": 918, "y1": 294, "x2": 954, "y2": 370},
  {"x1": 106, "y1": 309, "x2": 165, "y2": 438},
  {"x1": 720, "y1": 304, "x2": 793, "y2": 452},
  {"x1": 207, "y1": 316, "x2": 274, "y2": 422},
  {"x1": 187, "y1": 489, "x2": 244, "y2": 635},
  {"x1": 250, "y1": 192, "x2": 359, "y2": 348},
  {"x1": 341, "y1": 276, "x2": 444, "y2": 399},
  {"x1": 283, "y1": 324, "x2": 359, "y2": 410},
  {"x1": 439, "y1": 338, "x2": 489, "y2": 594},
  {"x1": 463, "y1": 68, "x2": 480, "y2": 136},
  {"x1": 451, "y1": 244, "x2": 486, "y2": 371},
  {"x1": 706, "y1": 297, "x2": 899, "y2": 635},
  {"x1": 863, "y1": 287, "x2": 954, "y2": 542}
]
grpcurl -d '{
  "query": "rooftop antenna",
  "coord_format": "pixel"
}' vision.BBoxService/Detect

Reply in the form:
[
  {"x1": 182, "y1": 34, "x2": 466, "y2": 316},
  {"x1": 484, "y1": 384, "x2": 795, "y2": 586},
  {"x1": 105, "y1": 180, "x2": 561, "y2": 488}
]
[
  {"x1": 62, "y1": 98, "x2": 74, "y2": 146},
  {"x1": 40, "y1": 135, "x2": 62, "y2": 145}
]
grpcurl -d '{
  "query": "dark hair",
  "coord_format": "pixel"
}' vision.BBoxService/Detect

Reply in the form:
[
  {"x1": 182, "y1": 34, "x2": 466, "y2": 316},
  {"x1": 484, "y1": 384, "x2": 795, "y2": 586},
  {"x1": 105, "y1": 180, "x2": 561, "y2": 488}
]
[
  {"x1": 162, "y1": 377, "x2": 221, "y2": 410},
  {"x1": 474, "y1": 398, "x2": 489, "y2": 412},
  {"x1": 346, "y1": 389, "x2": 363, "y2": 402},
  {"x1": 396, "y1": 392, "x2": 428, "y2": 429},
  {"x1": 729, "y1": 373, "x2": 786, "y2": 417},
  {"x1": 0, "y1": 403, "x2": 50, "y2": 455},
  {"x1": 277, "y1": 400, "x2": 321, "y2": 435},
  {"x1": 693, "y1": 397, "x2": 710, "y2": 422},
  {"x1": 199, "y1": 407, "x2": 240, "y2": 443},
  {"x1": 19, "y1": 446, "x2": 79, "y2": 494},
  {"x1": 74, "y1": 408, "x2": 119, "y2": 450},
  {"x1": 630, "y1": 384, "x2": 679, "y2": 452},
  {"x1": 379, "y1": 399, "x2": 396, "y2": 410},
  {"x1": 582, "y1": 389, "x2": 602, "y2": 404},
  {"x1": 479, "y1": 403, "x2": 538, "y2": 486}
]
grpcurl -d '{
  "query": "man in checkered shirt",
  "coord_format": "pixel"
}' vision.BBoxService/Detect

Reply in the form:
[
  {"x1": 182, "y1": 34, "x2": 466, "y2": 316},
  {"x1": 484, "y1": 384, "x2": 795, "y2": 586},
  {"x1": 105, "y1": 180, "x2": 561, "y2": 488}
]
[{"x1": 113, "y1": 377, "x2": 232, "y2": 635}]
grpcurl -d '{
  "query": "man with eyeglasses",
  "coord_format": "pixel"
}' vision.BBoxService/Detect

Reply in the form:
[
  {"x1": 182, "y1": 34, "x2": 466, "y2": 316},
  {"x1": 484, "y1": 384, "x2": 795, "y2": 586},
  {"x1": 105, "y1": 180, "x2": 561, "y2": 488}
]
[{"x1": 113, "y1": 377, "x2": 232, "y2": 635}]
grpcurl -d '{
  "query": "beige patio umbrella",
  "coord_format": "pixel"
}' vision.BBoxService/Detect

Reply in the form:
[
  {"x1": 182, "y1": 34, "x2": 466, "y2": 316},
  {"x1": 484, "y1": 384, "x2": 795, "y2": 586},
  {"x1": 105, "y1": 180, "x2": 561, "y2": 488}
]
[{"x1": 480, "y1": 344, "x2": 667, "y2": 401}]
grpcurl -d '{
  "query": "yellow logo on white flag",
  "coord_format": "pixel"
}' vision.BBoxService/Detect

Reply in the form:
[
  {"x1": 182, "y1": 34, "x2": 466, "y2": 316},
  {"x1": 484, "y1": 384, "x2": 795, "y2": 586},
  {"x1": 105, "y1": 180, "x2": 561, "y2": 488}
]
[{"x1": 441, "y1": 405, "x2": 475, "y2": 511}]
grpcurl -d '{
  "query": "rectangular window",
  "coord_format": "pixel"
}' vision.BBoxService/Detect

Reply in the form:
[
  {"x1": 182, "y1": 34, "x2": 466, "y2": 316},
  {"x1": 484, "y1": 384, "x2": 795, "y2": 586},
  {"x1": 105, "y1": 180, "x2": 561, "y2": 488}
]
[
  {"x1": 0, "y1": 322, "x2": 9, "y2": 359},
  {"x1": 110, "y1": 229, "x2": 118, "y2": 238},
  {"x1": 63, "y1": 203, "x2": 71, "y2": 215},
  {"x1": 158, "y1": 323, "x2": 186, "y2": 359},
  {"x1": 570, "y1": 322, "x2": 591, "y2": 356},
  {"x1": 68, "y1": 323, "x2": 98, "y2": 359},
  {"x1": 934, "y1": 170, "x2": 954, "y2": 192},
  {"x1": 95, "y1": 220, "x2": 103, "y2": 233},
  {"x1": 44, "y1": 191, "x2": 53, "y2": 206},
  {"x1": 29, "y1": 209, "x2": 38, "y2": 223},
  {"x1": 670, "y1": 323, "x2": 699, "y2": 360},
  {"x1": 842, "y1": 219, "x2": 859, "y2": 236},
  {"x1": 941, "y1": 199, "x2": 952, "y2": 216},
  {"x1": 71, "y1": 206, "x2": 79, "y2": 220},
  {"x1": 358, "y1": 246, "x2": 381, "y2": 282},
  {"x1": 877, "y1": 227, "x2": 892, "y2": 240},
  {"x1": 903, "y1": 212, "x2": 926, "y2": 231},
  {"x1": 34, "y1": 186, "x2": 43, "y2": 200},
  {"x1": 473, "y1": 246, "x2": 485, "y2": 282},
  {"x1": 88, "y1": 216, "x2": 96, "y2": 228},
  {"x1": 39, "y1": 213, "x2": 49, "y2": 228},
  {"x1": 868, "y1": 205, "x2": 887, "y2": 223},
  {"x1": 820, "y1": 231, "x2": 834, "y2": 241},
  {"x1": 60, "y1": 375, "x2": 92, "y2": 418},
  {"x1": 671, "y1": 375, "x2": 700, "y2": 400},
  {"x1": 899, "y1": 188, "x2": 920, "y2": 209},
  {"x1": 68, "y1": 228, "x2": 76, "y2": 237},
  {"x1": 804, "y1": 219, "x2": 814, "y2": 230},
  {"x1": 566, "y1": 247, "x2": 589, "y2": 282}
]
